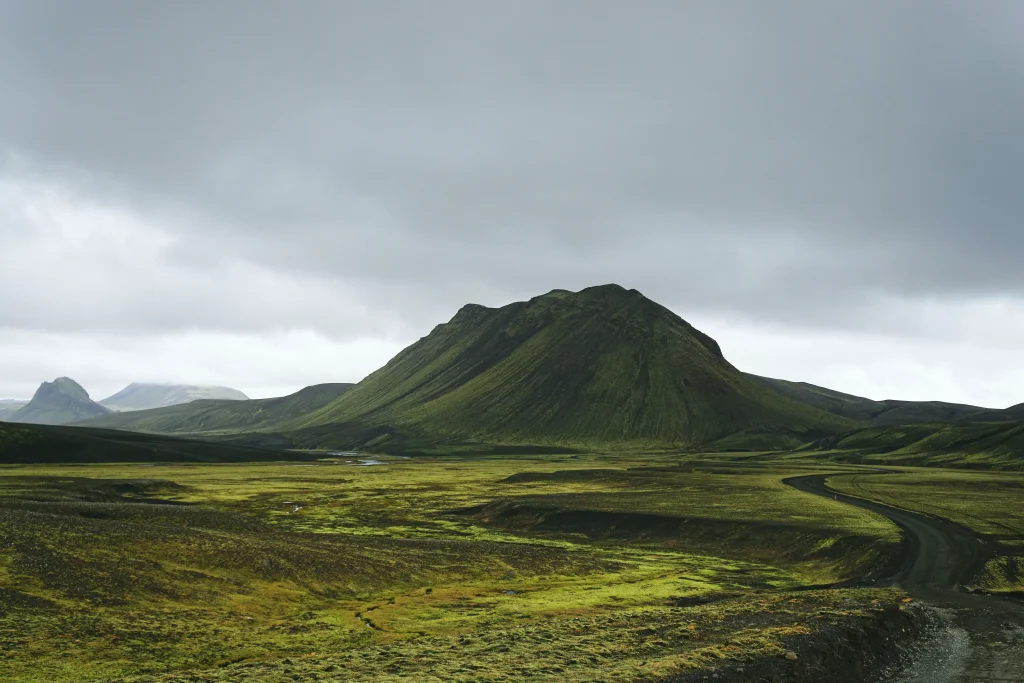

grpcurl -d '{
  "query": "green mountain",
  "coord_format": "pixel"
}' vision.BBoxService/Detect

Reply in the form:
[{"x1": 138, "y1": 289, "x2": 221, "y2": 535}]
[
  {"x1": 749, "y1": 375, "x2": 998, "y2": 425},
  {"x1": 11, "y1": 378, "x2": 111, "y2": 426},
  {"x1": 80, "y1": 383, "x2": 354, "y2": 435},
  {"x1": 285, "y1": 285, "x2": 851, "y2": 449},
  {"x1": 99, "y1": 383, "x2": 249, "y2": 412}
]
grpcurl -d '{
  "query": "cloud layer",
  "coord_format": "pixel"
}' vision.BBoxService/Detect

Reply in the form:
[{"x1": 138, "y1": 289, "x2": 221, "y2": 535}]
[{"x1": 1, "y1": 2, "x2": 1022, "y2": 403}]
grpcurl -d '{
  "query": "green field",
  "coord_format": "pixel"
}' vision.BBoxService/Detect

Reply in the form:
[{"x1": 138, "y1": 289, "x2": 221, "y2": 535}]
[{"x1": 0, "y1": 454, "x2": 909, "y2": 682}]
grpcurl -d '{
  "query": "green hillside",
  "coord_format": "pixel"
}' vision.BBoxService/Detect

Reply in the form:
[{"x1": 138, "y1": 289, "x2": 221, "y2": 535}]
[
  {"x1": 79, "y1": 383, "x2": 354, "y2": 435},
  {"x1": 750, "y1": 375, "x2": 1000, "y2": 425},
  {"x1": 286, "y1": 285, "x2": 851, "y2": 449},
  {"x1": 813, "y1": 420, "x2": 1024, "y2": 470},
  {"x1": 11, "y1": 377, "x2": 111, "y2": 425},
  {"x1": 747, "y1": 375, "x2": 880, "y2": 420},
  {"x1": 964, "y1": 402, "x2": 1024, "y2": 423}
]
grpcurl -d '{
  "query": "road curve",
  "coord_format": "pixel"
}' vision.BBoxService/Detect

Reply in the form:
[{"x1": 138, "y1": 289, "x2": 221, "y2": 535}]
[
  {"x1": 785, "y1": 472, "x2": 1024, "y2": 681},
  {"x1": 784, "y1": 474, "x2": 993, "y2": 597}
]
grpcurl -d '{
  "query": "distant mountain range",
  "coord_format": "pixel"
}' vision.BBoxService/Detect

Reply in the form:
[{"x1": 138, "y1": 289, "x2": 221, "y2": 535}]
[
  {"x1": 7, "y1": 284, "x2": 1023, "y2": 465},
  {"x1": 2, "y1": 380, "x2": 249, "y2": 426},
  {"x1": 84, "y1": 383, "x2": 353, "y2": 435},
  {"x1": 99, "y1": 383, "x2": 249, "y2": 412}
]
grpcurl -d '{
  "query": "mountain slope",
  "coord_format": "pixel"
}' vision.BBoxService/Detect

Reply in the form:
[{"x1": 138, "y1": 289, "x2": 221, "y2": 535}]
[
  {"x1": 749, "y1": 375, "x2": 999, "y2": 425},
  {"x1": 962, "y1": 402, "x2": 1024, "y2": 423},
  {"x1": 816, "y1": 420, "x2": 1024, "y2": 470},
  {"x1": 99, "y1": 383, "x2": 249, "y2": 412},
  {"x1": 11, "y1": 378, "x2": 111, "y2": 426},
  {"x1": 747, "y1": 376, "x2": 878, "y2": 418},
  {"x1": 287, "y1": 285, "x2": 851, "y2": 448},
  {"x1": 0, "y1": 400, "x2": 27, "y2": 421},
  {"x1": 1006, "y1": 403, "x2": 1024, "y2": 420},
  {"x1": 80, "y1": 383, "x2": 354, "y2": 435}
]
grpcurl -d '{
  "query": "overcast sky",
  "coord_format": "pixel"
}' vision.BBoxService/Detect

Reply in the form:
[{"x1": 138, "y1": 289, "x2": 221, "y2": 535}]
[{"x1": 1, "y1": 1, "x2": 1023, "y2": 406}]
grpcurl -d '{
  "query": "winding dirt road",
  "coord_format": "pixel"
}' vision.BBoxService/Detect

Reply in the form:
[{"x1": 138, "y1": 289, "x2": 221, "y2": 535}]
[{"x1": 786, "y1": 474, "x2": 1024, "y2": 682}]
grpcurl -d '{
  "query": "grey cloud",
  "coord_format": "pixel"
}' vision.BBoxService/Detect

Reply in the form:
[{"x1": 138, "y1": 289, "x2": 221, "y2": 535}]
[{"x1": 2, "y1": 0, "x2": 1024, "y2": 337}]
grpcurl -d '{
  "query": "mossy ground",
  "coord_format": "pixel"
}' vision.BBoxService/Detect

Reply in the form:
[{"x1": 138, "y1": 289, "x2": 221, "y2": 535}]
[{"x1": 1, "y1": 454, "x2": 907, "y2": 681}]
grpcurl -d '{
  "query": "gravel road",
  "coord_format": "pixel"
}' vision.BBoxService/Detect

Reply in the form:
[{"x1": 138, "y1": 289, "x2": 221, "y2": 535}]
[{"x1": 786, "y1": 473, "x2": 1024, "y2": 682}]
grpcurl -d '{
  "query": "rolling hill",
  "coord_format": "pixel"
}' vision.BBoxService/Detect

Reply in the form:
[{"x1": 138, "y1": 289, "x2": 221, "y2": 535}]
[
  {"x1": 283, "y1": 285, "x2": 851, "y2": 449},
  {"x1": 813, "y1": 420, "x2": 1024, "y2": 470},
  {"x1": 10, "y1": 378, "x2": 111, "y2": 425},
  {"x1": 99, "y1": 383, "x2": 249, "y2": 412},
  {"x1": 80, "y1": 383, "x2": 354, "y2": 435},
  {"x1": 749, "y1": 375, "x2": 1006, "y2": 425}
]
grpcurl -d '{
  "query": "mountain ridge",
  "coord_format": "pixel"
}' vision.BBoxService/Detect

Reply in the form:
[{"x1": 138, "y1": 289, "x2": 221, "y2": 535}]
[
  {"x1": 749, "y1": 375, "x2": 1015, "y2": 425},
  {"x1": 80, "y1": 383, "x2": 354, "y2": 435},
  {"x1": 99, "y1": 382, "x2": 249, "y2": 412}
]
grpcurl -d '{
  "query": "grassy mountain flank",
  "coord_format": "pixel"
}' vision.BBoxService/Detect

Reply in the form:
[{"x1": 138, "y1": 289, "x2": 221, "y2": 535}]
[
  {"x1": 964, "y1": 402, "x2": 1024, "y2": 423},
  {"x1": 1007, "y1": 403, "x2": 1024, "y2": 420},
  {"x1": 11, "y1": 378, "x2": 111, "y2": 426},
  {"x1": 750, "y1": 375, "x2": 1002, "y2": 425},
  {"x1": 0, "y1": 421, "x2": 298, "y2": 463},
  {"x1": 286, "y1": 285, "x2": 851, "y2": 449},
  {"x1": 79, "y1": 383, "x2": 354, "y2": 436},
  {"x1": 99, "y1": 382, "x2": 249, "y2": 412},
  {"x1": 746, "y1": 375, "x2": 873, "y2": 417},
  {"x1": 811, "y1": 420, "x2": 1024, "y2": 469}
]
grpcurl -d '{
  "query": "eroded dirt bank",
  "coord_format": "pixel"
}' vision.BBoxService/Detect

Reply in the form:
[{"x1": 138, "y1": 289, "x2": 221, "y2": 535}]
[{"x1": 667, "y1": 602, "x2": 929, "y2": 683}]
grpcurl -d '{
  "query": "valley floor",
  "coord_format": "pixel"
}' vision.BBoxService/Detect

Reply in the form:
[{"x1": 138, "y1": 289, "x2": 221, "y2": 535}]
[{"x1": 0, "y1": 453, "x2": 1018, "y2": 681}]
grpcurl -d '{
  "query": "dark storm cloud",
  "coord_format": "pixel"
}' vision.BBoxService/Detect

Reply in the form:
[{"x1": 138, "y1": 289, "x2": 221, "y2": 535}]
[{"x1": 1, "y1": 0, "x2": 1024, "y2": 335}]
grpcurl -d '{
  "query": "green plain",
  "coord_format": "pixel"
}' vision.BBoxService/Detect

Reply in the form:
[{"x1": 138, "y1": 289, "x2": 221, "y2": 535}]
[{"x1": 0, "y1": 454, "x2": 906, "y2": 682}]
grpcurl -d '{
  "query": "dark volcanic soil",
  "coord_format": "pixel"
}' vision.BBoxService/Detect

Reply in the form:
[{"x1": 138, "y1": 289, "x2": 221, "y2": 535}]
[{"x1": 787, "y1": 474, "x2": 1024, "y2": 681}]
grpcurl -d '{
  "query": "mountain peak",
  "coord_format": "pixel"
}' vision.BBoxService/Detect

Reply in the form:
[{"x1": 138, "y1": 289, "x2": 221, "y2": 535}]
[
  {"x1": 450, "y1": 302, "x2": 494, "y2": 322},
  {"x1": 12, "y1": 378, "x2": 110, "y2": 426},
  {"x1": 47, "y1": 377, "x2": 91, "y2": 400},
  {"x1": 577, "y1": 282, "x2": 633, "y2": 295}
]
